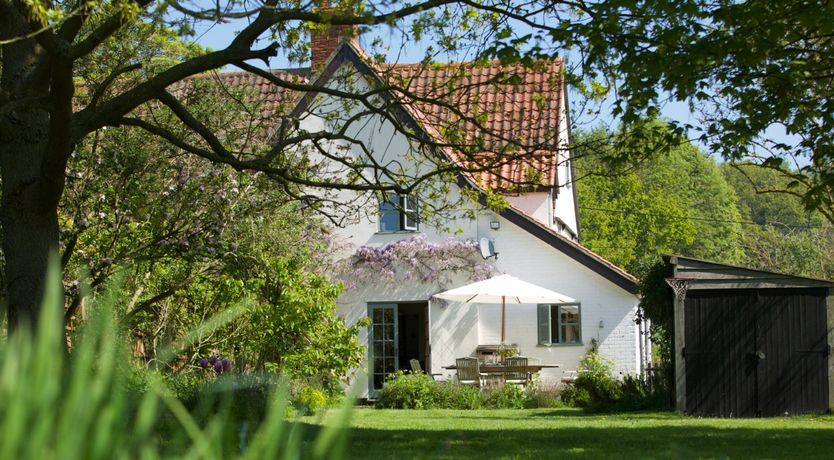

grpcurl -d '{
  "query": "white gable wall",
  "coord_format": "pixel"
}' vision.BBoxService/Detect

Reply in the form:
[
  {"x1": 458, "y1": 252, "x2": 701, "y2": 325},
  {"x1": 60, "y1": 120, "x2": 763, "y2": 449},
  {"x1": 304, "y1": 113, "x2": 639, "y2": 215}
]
[
  {"x1": 553, "y1": 93, "x2": 579, "y2": 236},
  {"x1": 474, "y1": 214, "x2": 639, "y2": 382},
  {"x1": 505, "y1": 192, "x2": 551, "y2": 227}
]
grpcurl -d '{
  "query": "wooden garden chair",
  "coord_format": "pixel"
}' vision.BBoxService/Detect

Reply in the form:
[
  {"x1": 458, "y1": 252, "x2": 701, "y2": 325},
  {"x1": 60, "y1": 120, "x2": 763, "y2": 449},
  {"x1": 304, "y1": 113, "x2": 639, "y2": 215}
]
[
  {"x1": 410, "y1": 358, "x2": 441, "y2": 380},
  {"x1": 455, "y1": 357, "x2": 487, "y2": 387},
  {"x1": 503, "y1": 356, "x2": 530, "y2": 388}
]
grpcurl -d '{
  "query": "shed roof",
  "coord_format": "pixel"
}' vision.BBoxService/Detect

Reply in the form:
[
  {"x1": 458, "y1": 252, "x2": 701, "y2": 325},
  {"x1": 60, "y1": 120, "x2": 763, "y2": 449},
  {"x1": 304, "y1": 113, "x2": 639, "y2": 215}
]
[{"x1": 664, "y1": 255, "x2": 834, "y2": 290}]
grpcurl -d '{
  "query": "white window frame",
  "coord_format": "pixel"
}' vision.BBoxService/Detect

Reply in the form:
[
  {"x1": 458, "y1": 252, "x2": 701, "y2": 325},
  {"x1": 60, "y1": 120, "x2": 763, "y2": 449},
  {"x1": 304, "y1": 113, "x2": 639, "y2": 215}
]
[{"x1": 378, "y1": 194, "x2": 419, "y2": 232}]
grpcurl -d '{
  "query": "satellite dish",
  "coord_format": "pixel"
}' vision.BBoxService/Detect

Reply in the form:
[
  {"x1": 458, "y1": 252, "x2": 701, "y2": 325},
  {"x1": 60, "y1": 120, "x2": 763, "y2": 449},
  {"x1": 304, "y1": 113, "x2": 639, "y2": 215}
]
[{"x1": 479, "y1": 237, "x2": 498, "y2": 260}]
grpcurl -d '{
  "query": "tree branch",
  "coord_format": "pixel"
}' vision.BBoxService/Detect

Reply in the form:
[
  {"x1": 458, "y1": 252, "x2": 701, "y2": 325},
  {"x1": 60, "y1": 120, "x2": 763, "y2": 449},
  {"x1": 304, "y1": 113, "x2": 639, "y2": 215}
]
[
  {"x1": 75, "y1": 42, "x2": 279, "y2": 134},
  {"x1": 69, "y1": 0, "x2": 154, "y2": 59}
]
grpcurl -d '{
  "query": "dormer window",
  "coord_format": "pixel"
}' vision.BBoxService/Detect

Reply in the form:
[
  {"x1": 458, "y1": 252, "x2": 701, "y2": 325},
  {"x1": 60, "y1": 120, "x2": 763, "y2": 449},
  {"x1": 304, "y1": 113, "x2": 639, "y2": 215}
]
[{"x1": 378, "y1": 194, "x2": 418, "y2": 232}]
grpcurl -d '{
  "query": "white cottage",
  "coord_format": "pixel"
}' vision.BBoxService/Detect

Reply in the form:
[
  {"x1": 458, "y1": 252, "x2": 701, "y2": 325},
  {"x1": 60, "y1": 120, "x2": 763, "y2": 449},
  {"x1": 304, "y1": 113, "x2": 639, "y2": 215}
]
[{"x1": 219, "y1": 29, "x2": 646, "y2": 396}]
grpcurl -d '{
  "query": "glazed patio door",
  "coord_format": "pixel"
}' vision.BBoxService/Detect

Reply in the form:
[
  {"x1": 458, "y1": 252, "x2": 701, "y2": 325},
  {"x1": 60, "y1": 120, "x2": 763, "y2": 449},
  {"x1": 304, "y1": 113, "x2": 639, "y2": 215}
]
[{"x1": 369, "y1": 303, "x2": 398, "y2": 395}]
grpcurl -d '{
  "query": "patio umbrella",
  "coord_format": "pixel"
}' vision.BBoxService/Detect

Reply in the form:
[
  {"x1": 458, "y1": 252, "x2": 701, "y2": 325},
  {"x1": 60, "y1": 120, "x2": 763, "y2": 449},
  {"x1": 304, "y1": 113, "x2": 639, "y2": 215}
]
[{"x1": 432, "y1": 274, "x2": 575, "y2": 343}]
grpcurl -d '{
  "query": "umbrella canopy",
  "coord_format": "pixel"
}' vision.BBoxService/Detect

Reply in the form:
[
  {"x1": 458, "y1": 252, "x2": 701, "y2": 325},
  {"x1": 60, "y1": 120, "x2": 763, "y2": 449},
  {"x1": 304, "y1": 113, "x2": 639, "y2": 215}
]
[{"x1": 433, "y1": 274, "x2": 575, "y2": 343}]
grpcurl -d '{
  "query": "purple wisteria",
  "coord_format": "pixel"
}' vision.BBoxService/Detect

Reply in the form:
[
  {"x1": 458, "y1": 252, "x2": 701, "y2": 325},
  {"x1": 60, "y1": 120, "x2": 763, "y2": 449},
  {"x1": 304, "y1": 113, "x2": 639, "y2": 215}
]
[{"x1": 339, "y1": 235, "x2": 496, "y2": 287}]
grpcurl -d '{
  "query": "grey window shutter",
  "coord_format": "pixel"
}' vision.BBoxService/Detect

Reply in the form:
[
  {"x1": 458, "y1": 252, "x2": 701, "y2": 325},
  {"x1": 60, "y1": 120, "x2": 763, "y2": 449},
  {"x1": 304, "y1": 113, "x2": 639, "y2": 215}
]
[{"x1": 537, "y1": 304, "x2": 551, "y2": 345}]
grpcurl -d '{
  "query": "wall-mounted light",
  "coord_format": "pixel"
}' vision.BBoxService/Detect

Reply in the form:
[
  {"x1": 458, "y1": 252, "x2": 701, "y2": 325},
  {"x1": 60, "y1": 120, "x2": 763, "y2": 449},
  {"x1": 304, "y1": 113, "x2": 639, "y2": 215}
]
[
  {"x1": 489, "y1": 220, "x2": 500, "y2": 230},
  {"x1": 598, "y1": 320, "x2": 605, "y2": 329}
]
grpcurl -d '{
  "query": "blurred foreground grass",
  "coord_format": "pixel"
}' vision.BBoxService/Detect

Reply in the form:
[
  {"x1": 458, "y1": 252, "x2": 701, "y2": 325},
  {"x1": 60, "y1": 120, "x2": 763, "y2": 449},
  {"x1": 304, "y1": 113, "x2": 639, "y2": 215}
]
[{"x1": 0, "y1": 262, "x2": 350, "y2": 459}]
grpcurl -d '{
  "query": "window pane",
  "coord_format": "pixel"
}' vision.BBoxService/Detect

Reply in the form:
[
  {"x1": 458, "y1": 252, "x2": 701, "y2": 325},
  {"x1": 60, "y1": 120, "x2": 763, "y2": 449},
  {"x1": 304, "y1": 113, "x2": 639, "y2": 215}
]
[
  {"x1": 550, "y1": 305, "x2": 560, "y2": 343},
  {"x1": 379, "y1": 196, "x2": 401, "y2": 232},
  {"x1": 403, "y1": 196, "x2": 418, "y2": 230},
  {"x1": 561, "y1": 305, "x2": 580, "y2": 325},
  {"x1": 559, "y1": 304, "x2": 581, "y2": 343},
  {"x1": 561, "y1": 323, "x2": 581, "y2": 343}
]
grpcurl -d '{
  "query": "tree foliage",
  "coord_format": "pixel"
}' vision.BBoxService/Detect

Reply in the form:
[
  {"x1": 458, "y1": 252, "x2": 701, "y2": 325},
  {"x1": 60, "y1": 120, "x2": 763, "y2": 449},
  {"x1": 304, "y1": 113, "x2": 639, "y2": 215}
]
[
  {"x1": 4, "y1": 0, "x2": 834, "y2": 332},
  {"x1": 574, "y1": 124, "x2": 744, "y2": 276},
  {"x1": 722, "y1": 163, "x2": 834, "y2": 280},
  {"x1": 0, "y1": 0, "x2": 580, "y2": 327},
  {"x1": 62, "y1": 80, "x2": 364, "y2": 391}
]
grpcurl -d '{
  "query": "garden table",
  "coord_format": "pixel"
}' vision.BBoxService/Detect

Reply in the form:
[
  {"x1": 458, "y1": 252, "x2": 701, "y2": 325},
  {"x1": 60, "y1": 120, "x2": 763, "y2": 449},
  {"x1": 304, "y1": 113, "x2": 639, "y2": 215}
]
[
  {"x1": 443, "y1": 363, "x2": 560, "y2": 388},
  {"x1": 442, "y1": 363, "x2": 559, "y2": 373}
]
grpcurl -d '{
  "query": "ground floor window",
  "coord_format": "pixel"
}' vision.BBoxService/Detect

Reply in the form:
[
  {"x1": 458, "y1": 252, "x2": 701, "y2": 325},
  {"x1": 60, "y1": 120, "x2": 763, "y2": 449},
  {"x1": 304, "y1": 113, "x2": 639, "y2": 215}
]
[{"x1": 537, "y1": 303, "x2": 581, "y2": 345}]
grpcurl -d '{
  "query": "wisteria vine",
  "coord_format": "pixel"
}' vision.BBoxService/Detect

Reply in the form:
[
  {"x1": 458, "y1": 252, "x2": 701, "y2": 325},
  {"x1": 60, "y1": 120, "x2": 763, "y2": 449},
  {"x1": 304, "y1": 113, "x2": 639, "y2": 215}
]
[{"x1": 337, "y1": 235, "x2": 496, "y2": 288}]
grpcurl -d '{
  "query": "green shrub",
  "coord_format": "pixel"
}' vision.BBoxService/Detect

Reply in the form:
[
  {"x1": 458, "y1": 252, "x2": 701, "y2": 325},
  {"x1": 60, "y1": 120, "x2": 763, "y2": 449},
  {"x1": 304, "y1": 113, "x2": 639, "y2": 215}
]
[
  {"x1": 560, "y1": 384, "x2": 592, "y2": 407},
  {"x1": 292, "y1": 383, "x2": 328, "y2": 415},
  {"x1": 377, "y1": 371, "x2": 566, "y2": 410},
  {"x1": 522, "y1": 378, "x2": 563, "y2": 409},
  {"x1": 376, "y1": 371, "x2": 484, "y2": 409},
  {"x1": 561, "y1": 340, "x2": 670, "y2": 412},
  {"x1": 376, "y1": 371, "x2": 436, "y2": 409},
  {"x1": 428, "y1": 381, "x2": 483, "y2": 410},
  {"x1": 484, "y1": 383, "x2": 524, "y2": 409}
]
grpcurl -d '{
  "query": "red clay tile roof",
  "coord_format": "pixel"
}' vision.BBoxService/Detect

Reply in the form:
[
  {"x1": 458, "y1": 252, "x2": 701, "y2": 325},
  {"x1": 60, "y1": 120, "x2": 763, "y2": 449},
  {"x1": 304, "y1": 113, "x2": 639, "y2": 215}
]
[
  {"x1": 382, "y1": 60, "x2": 564, "y2": 190},
  {"x1": 189, "y1": 69, "x2": 307, "y2": 121},
  {"x1": 197, "y1": 53, "x2": 565, "y2": 191}
]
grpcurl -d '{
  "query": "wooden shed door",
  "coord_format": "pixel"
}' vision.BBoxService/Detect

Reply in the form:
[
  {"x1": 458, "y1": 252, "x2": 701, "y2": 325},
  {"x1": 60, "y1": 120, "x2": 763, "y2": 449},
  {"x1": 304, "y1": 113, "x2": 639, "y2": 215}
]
[
  {"x1": 755, "y1": 289, "x2": 829, "y2": 416},
  {"x1": 685, "y1": 290, "x2": 759, "y2": 417},
  {"x1": 685, "y1": 288, "x2": 829, "y2": 417}
]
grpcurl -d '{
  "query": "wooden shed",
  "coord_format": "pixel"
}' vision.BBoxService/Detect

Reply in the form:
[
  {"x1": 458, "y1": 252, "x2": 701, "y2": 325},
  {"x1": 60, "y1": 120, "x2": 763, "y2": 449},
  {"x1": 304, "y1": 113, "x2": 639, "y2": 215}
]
[{"x1": 665, "y1": 255, "x2": 833, "y2": 417}]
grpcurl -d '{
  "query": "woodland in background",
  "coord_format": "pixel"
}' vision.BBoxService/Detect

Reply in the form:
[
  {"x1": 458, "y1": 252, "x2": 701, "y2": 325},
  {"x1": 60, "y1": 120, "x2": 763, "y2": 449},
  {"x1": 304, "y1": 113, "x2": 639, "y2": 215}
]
[{"x1": 575, "y1": 124, "x2": 834, "y2": 282}]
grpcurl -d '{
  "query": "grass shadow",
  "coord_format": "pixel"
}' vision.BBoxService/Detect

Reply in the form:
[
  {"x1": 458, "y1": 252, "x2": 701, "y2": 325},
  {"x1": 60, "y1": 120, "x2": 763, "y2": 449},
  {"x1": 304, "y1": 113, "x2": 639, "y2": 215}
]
[{"x1": 339, "y1": 424, "x2": 834, "y2": 459}]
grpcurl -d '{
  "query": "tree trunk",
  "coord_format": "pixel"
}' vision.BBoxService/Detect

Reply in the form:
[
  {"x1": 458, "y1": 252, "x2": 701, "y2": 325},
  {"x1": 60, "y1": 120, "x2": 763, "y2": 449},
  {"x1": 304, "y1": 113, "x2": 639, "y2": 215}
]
[
  {"x1": 0, "y1": 180, "x2": 60, "y2": 329},
  {"x1": 0, "y1": 10, "x2": 65, "y2": 331},
  {"x1": 0, "y1": 86, "x2": 60, "y2": 331}
]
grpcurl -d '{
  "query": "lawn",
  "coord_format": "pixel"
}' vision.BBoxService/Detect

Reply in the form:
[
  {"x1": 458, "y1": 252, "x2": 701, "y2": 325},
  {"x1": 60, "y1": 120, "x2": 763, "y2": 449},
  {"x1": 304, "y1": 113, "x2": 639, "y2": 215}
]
[{"x1": 302, "y1": 407, "x2": 834, "y2": 459}]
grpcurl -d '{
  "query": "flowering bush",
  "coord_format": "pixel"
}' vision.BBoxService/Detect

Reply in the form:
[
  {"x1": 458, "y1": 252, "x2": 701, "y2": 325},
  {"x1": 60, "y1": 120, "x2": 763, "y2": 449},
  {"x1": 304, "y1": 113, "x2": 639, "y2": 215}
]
[
  {"x1": 199, "y1": 354, "x2": 233, "y2": 375},
  {"x1": 292, "y1": 384, "x2": 328, "y2": 415}
]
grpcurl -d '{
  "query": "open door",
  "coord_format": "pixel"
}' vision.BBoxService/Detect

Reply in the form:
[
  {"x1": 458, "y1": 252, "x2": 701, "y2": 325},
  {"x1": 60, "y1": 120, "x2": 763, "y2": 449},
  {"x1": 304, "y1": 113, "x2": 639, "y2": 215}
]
[{"x1": 397, "y1": 302, "x2": 429, "y2": 372}]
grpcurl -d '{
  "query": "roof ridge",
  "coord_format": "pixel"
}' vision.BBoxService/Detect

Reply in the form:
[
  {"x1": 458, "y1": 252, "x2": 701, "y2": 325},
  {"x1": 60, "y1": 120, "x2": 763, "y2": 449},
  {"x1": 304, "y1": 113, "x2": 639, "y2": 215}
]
[{"x1": 384, "y1": 57, "x2": 564, "y2": 69}]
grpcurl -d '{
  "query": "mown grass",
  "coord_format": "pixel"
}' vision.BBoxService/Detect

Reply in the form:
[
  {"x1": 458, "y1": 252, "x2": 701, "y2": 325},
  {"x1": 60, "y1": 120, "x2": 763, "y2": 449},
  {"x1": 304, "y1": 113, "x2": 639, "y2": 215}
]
[{"x1": 302, "y1": 407, "x2": 834, "y2": 459}]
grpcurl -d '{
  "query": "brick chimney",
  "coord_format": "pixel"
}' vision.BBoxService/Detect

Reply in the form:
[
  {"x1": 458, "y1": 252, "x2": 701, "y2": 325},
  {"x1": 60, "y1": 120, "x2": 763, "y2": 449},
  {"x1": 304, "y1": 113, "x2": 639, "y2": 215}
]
[{"x1": 311, "y1": 1, "x2": 359, "y2": 70}]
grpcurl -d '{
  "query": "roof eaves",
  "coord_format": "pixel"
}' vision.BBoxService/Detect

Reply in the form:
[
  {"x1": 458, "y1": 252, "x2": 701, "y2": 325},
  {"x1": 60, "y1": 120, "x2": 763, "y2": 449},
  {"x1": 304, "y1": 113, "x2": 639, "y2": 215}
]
[{"x1": 663, "y1": 254, "x2": 834, "y2": 286}]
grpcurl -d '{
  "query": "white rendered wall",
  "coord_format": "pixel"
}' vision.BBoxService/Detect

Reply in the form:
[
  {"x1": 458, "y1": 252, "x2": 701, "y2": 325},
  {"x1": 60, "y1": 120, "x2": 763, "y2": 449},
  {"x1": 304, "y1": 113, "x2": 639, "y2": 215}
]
[
  {"x1": 553, "y1": 92, "x2": 579, "y2": 237},
  {"x1": 505, "y1": 192, "x2": 551, "y2": 228}
]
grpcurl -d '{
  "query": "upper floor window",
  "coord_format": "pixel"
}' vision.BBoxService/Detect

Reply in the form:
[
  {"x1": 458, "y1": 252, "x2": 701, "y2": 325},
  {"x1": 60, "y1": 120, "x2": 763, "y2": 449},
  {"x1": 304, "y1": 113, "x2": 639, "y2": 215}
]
[
  {"x1": 537, "y1": 303, "x2": 581, "y2": 345},
  {"x1": 378, "y1": 194, "x2": 418, "y2": 232}
]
